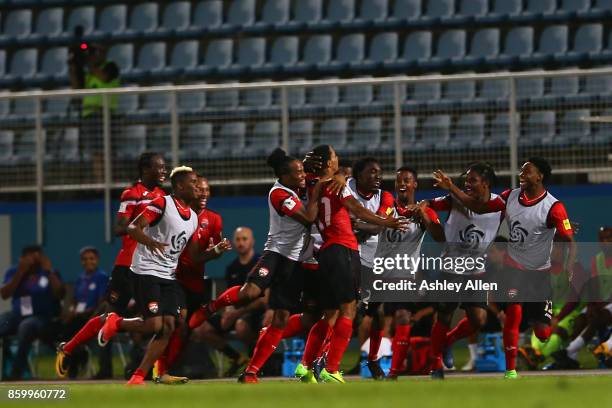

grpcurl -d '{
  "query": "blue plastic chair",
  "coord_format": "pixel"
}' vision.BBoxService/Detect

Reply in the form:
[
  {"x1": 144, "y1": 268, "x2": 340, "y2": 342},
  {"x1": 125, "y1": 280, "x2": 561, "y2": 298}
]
[
  {"x1": 180, "y1": 123, "x2": 212, "y2": 159},
  {"x1": 162, "y1": 1, "x2": 191, "y2": 32},
  {"x1": 289, "y1": 119, "x2": 314, "y2": 154},
  {"x1": 129, "y1": 3, "x2": 158, "y2": 33},
  {"x1": 485, "y1": 114, "x2": 515, "y2": 147},
  {"x1": 443, "y1": 78, "x2": 476, "y2": 101},
  {"x1": 523, "y1": 111, "x2": 556, "y2": 145},
  {"x1": 177, "y1": 91, "x2": 206, "y2": 112},
  {"x1": 250, "y1": 121, "x2": 281, "y2": 155},
  {"x1": 560, "y1": 0, "x2": 590, "y2": 14},
  {"x1": 360, "y1": 0, "x2": 388, "y2": 21},
  {"x1": 488, "y1": 0, "x2": 522, "y2": 20},
  {"x1": 169, "y1": 41, "x2": 198, "y2": 72},
  {"x1": 450, "y1": 113, "x2": 485, "y2": 148},
  {"x1": 367, "y1": 32, "x2": 398, "y2": 66},
  {"x1": 116, "y1": 125, "x2": 146, "y2": 159},
  {"x1": 67, "y1": 6, "x2": 95, "y2": 35},
  {"x1": 135, "y1": 42, "x2": 166, "y2": 75},
  {"x1": 531, "y1": 25, "x2": 568, "y2": 63},
  {"x1": 96, "y1": 5, "x2": 127, "y2": 36},
  {"x1": 207, "y1": 84, "x2": 239, "y2": 109},
  {"x1": 556, "y1": 109, "x2": 590, "y2": 145},
  {"x1": 500, "y1": 27, "x2": 533, "y2": 63},
  {"x1": 293, "y1": 0, "x2": 323, "y2": 25},
  {"x1": 226, "y1": 0, "x2": 256, "y2": 28},
  {"x1": 425, "y1": 0, "x2": 454, "y2": 20},
  {"x1": 516, "y1": 75, "x2": 544, "y2": 99},
  {"x1": 0, "y1": 131, "x2": 15, "y2": 165},
  {"x1": 213, "y1": 122, "x2": 246, "y2": 158},
  {"x1": 108, "y1": 44, "x2": 134, "y2": 72},
  {"x1": 236, "y1": 37, "x2": 266, "y2": 70},
  {"x1": 421, "y1": 114, "x2": 451, "y2": 149},
  {"x1": 59, "y1": 128, "x2": 80, "y2": 162},
  {"x1": 400, "y1": 116, "x2": 418, "y2": 148},
  {"x1": 202, "y1": 39, "x2": 233, "y2": 70},
  {"x1": 350, "y1": 117, "x2": 382, "y2": 151},
  {"x1": 565, "y1": 24, "x2": 603, "y2": 62},
  {"x1": 468, "y1": 28, "x2": 499, "y2": 63},
  {"x1": 309, "y1": 84, "x2": 340, "y2": 106},
  {"x1": 259, "y1": 0, "x2": 290, "y2": 26},
  {"x1": 390, "y1": 0, "x2": 421, "y2": 20},
  {"x1": 9, "y1": 49, "x2": 37, "y2": 79},
  {"x1": 334, "y1": 33, "x2": 365, "y2": 66},
  {"x1": 343, "y1": 82, "x2": 373, "y2": 105},
  {"x1": 37, "y1": 47, "x2": 68, "y2": 80},
  {"x1": 594, "y1": 0, "x2": 612, "y2": 11},
  {"x1": 35, "y1": 8, "x2": 63, "y2": 37},
  {"x1": 548, "y1": 76, "x2": 579, "y2": 98},
  {"x1": 300, "y1": 35, "x2": 332, "y2": 69},
  {"x1": 325, "y1": 0, "x2": 355, "y2": 23},
  {"x1": 267, "y1": 36, "x2": 298, "y2": 70},
  {"x1": 400, "y1": 31, "x2": 432, "y2": 66},
  {"x1": 431, "y1": 30, "x2": 466, "y2": 65},
  {"x1": 2, "y1": 9, "x2": 32, "y2": 39},
  {"x1": 525, "y1": 0, "x2": 556, "y2": 16},
  {"x1": 241, "y1": 87, "x2": 273, "y2": 108},
  {"x1": 459, "y1": 0, "x2": 488, "y2": 17},
  {"x1": 318, "y1": 118, "x2": 348, "y2": 151},
  {"x1": 479, "y1": 78, "x2": 510, "y2": 101},
  {"x1": 193, "y1": 1, "x2": 223, "y2": 29}
]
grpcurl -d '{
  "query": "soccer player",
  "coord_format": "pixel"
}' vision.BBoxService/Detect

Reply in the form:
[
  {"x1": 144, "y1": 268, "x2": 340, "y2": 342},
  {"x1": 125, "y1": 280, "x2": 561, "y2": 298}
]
[
  {"x1": 96, "y1": 166, "x2": 216, "y2": 385},
  {"x1": 296, "y1": 145, "x2": 406, "y2": 384},
  {"x1": 56, "y1": 152, "x2": 166, "y2": 378},
  {"x1": 433, "y1": 157, "x2": 576, "y2": 379},
  {"x1": 375, "y1": 166, "x2": 445, "y2": 379},
  {"x1": 344, "y1": 157, "x2": 395, "y2": 379},
  {"x1": 153, "y1": 176, "x2": 231, "y2": 384},
  {"x1": 427, "y1": 163, "x2": 503, "y2": 379}
]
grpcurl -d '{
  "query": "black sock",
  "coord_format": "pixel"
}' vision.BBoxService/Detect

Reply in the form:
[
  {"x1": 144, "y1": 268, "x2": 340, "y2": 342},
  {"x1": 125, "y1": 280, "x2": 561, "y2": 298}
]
[{"x1": 221, "y1": 345, "x2": 240, "y2": 360}]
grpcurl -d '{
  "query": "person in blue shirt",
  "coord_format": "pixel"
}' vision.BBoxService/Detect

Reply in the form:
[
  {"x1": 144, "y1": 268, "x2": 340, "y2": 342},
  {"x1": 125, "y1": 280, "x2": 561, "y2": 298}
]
[
  {"x1": 0, "y1": 245, "x2": 65, "y2": 380},
  {"x1": 58, "y1": 246, "x2": 109, "y2": 379}
]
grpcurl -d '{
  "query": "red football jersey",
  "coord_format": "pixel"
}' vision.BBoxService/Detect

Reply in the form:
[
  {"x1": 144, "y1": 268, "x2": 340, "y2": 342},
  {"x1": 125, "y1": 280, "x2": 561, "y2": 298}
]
[
  {"x1": 114, "y1": 182, "x2": 166, "y2": 267},
  {"x1": 317, "y1": 185, "x2": 358, "y2": 251},
  {"x1": 176, "y1": 208, "x2": 223, "y2": 293}
]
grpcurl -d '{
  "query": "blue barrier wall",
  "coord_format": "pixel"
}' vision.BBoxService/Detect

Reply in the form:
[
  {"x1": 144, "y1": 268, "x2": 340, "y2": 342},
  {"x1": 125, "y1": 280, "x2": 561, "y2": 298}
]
[{"x1": 1, "y1": 184, "x2": 610, "y2": 283}]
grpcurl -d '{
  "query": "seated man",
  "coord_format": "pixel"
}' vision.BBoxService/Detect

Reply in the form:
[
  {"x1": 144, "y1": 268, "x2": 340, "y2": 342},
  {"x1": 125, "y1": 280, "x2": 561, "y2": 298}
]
[
  {"x1": 192, "y1": 227, "x2": 265, "y2": 376},
  {"x1": 0, "y1": 245, "x2": 64, "y2": 380},
  {"x1": 58, "y1": 247, "x2": 109, "y2": 378}
]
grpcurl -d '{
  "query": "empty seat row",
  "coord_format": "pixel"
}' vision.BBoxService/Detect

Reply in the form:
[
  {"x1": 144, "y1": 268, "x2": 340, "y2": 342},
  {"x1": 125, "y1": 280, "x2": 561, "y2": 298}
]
[{"x1": 4, "y1": 0, "x2": 612, "y2": 45}]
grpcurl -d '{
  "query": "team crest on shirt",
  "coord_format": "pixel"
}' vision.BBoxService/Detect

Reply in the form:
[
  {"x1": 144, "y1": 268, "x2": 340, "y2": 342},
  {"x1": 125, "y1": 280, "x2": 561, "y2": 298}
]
[
  {"x1": 509, "y1": 220, "x2": 529, "y2": 244},
  {"x1": 200, "y1": 220, "x2": 209, "y2": 230},
  {"x1": 148, "y1": 302, "x2": 159, "y2": 314},
  {"x1": 169, "y1": 231, "x2": 188, "y2": 255},
  {"x1": 258, "y1": 267, "x2": 269, "y2": 277},
  {"x1": 459, "y1": 224, "x2": 485, "y2": 250},
  {"x1": 109, "y1": 291, "x2": 119, "y2": 303}
]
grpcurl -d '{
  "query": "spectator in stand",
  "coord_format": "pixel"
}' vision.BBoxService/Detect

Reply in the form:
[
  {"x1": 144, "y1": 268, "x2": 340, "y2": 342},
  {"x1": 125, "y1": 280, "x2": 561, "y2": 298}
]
[
  {"x1": 0, "y1": 245, "x2": 65, "y2": 380},
  {"x1": 58, "y1": 247, "x2": 109, "y2": 379}
]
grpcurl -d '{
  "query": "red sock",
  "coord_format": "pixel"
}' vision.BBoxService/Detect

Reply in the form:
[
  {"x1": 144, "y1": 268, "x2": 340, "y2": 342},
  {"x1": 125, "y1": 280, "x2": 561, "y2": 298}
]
[
  {"x1": 301, "y1": 320, "x2": 330, "y2": 367},
  {"x1": 503, "y1": 304, "x2": 522, "y2": 371},
  {"x1": 446, "y1": 317, "x2": 476, "y2": 347},
  {"x1": 390, "y1": 324, "x2": 411, "y2": 376},
  {"x1": 63, "y1": 315, "x2": 104, "y2": 354},
  {"x1": 209, "y1": 286, "x2": 241, "y2": 313},
  {"x1": 325, "y1": 317, "x2": 353, "y2": 373},
  {"x1": 245, "y1": 326, "x2": 283, "y2": 374},
  {"x1": 165, "y1": 328, "x2": 184, "y2": 369},
  {"x1": 430, "y1": 321, "x2": 449, "y2": 370},
  {"x1": 533, "y1": 325, "x2": 551, "y2": 342},
  {"x1": 368, "y1": 328, "x2": 384, "y2": 362},
  {"x1": 282, "y1": 314, "x2": 305, "y2": 339}
]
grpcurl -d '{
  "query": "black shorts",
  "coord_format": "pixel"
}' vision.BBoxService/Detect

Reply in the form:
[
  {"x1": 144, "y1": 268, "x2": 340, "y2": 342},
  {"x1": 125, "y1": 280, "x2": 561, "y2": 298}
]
[
  {"x1": 176, "y1": 285, "x2": 209, "y2": 315},
  {"x1": 496, "y1": 301, "x2": 554, "y2": 327},
  {"x1": 106, "y1": 265, "x2": 134, "y2": 315},
  {"x1": 208, "y1": 310, "x2": 265, "y2": 334},
  {"x1": 492, "y1": 265, "x2": 552, "y2": 303},
  {"x1": 318, "y1": 244, "x2": 361, "y2": 310},
  {"x1": 132, "y1": 273, "x2": 182, "y2": 319},
  {"x1": 246, "y1": 250, "x2": 303, "y2": 310},
  {"x1": 429, "y1": 272, "x2": 489, "y2": 307},
  {"x1": 302, "y1": 265, "x2": 323, "y2": 314}
]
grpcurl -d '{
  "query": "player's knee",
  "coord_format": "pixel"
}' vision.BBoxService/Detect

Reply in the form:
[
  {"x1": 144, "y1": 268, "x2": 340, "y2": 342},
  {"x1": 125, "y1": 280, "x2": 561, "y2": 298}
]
[
  {"x1": 339, "y1": 302, "x2": 357, "y2": 320},
  {"x1": 468, "y1": 310, "x2": 487, "y2": 329},
  {"x1": 148, "y1": 318, "x2": 163, "y2": 335},
  {"x1": 271, "y1": 310, "x2": 290, "y2": 329},
  {"x1": 234, "y1": 319, "x2": 251, "y2": 339},
  {"x1": 437, "y1": 311, "x2": 452, "y2": 326}
]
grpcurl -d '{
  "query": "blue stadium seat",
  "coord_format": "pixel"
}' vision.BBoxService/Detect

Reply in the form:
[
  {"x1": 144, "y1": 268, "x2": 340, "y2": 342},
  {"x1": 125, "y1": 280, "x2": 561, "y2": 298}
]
[
  {"x1": 359, "y1": 0, "x2": 388, "y2": 22},
  {"x1": 342, "y1": 81, "x2": 373, "y2": 105},
  {"x1": 308, "y1": 83, "x2": 340, "y2": 106},
  {"x1": 193, "y1": 1, "x2": 223, "y2": 30},
  {"x1": 425, "y1": 0, "x2": 454, "y2": 21},
  {"x1": 0, "y1": 131, "x2": 15, "y2": 165},
  {"x1": 516, "y1": 74, "x2": 544, "y2": 99},
  {"x1": 409, "y1": 80, "x2": 441, "y2": 103},
  {"x1": 429, "y1": 30, "x2": 466, "y2": 67},
  {"x1": 9, "y1": 49, "x2": 37, "y2": 81},
  {"x1": 134, "y1": 42, "x2": 166, "y2": 76},
  {"x1": 169, "y1": 40, "x2": 198, "y2": 73},
  {"x1": 60, "y1": 128, "x2": 79, "y2": 162},
  {"x1": 393, "y1": 31, "x2": 431, "y2": 68},
  {"x1": 467, "y1": 28, "x2": 499, "y2": 64},
  {"x1": 450, "y1": 113, "x2": 485, "y2": 148},
  {"x1": 117, "y1": 84, "x2": 140, "y2": 114},
  {"x1": 288, "y1": 85, "x2": 306, "y2": 106},
  {"x1": 374, "y1": 82, "x2": 406, "y2": 105},
  {"x1": 479, "y1": 78, "x2": 510, "y2": 101},
  {"x1": 241, "y1": 87, "x2": 273, "y2": 108},
  {"x1": 564, "y1": 24, "x2": 603, "y2": 63},
  {"x1": 44, "y1": 94, "x2": 71, "y2": 117},
  {"x1": 148, "y1": 125, "x2": 172, "y2": 154},
  {"x1": 67, "y1": 6, "x2": 95, "y2": 35},
  {"x1": 2, "y1": 9, "x2": 32, "y2": 39},
  {"x1": 128, "y1": 3, "x2": 158, "y2": 34},
  {"x1": 12, "y1": 93, "x2": 36, "y2": 118},
  {"x1": 530, "y1": 25, "x2": 568, "y2": 64},
  {"x1": 142, "y1": 89, "x2": 171, "y2": 114},
  {"x1": 207, "y1": 84, "x2": 239, "y2": 108},
  {"x1": 400, "y1": 116, "x2": 418, "y2": 148},
  {"x1": 556, "y1": 109, "x2": 590, "y2": 145},
  {"x1": 525, "y1": 0, "x2": 556, "y2": 17},
  {"x1": 318, "y1": 118, "x2": 348, "y2": 150},
  {"x1": 292, "y1": 0, "x2": 323, "y2": 27},
  {"x1": 582, "y1": 74, "x2": 612, "y2": 98},
  {"x1": 330, "y1": 33, "x2": 365, "y2": 70},
  {"x1": 201, "y1": 39, "x2": 233, "y2": 73},
  {"x1": 162, "y1": 1, "x2": 191, "y2": 33},
  {"x1": 213, "y1": 122, "x2": 246, "y2": 157},
  {"x1": 108, "y1": 44, "x2": 134, "y2": 73},
  {"x1": 295, "y1": 35, "x2": 332, "y2": 71},
  {"x1": 116, "y1": 125, "x2": 146, "y2": 159},
  {"x1": 226, "y1": 0, "x2": 256, "y2": 28},
  {"x1": 443, "y1": 78, "x2": 476, "y2": 102},
  {"x1": 459, "y1": 0, "x2": 488, "y2": 18},
  {"x1": 350, "y1": 117, "x2": 382, "y2": 151},
  {"x1": 364, "y1": 32, "x2": 397, "y2": 69},
  {"x1": 547, "y1": 76, "x2": 579, "y2": 99},
  {"x1": 265, "y1": 36, "x2": 298, "y2": 71},
  {"x1": 420, "y1": 115, "x2": 451, "y2": 149},
  {"x1": 257, "y1": 0, "x2": 290, "y2": 29},
  {"x1": 177, "y1": 90, "x2": 206, "y2": 112},
  {"x1": 324, "y1": 0, "x2": 355, "y2": 25},
  {"x1": 591, "y1": 110, "x2": 612, "y2": 144},
  {"x1": 0, "y1": 51, "x2": 5, "y2": 78},
  {"x1": 486, "y1": 0, "x2": 522, "y2": 22},
  {"x1": 0, "y1": 91, "x2": 9, "y2": 118},
  {"x1": 560, "y1": 0, "x2": 590, "y2": 14},
  {"x1": 180, "y1": 123, "x2": 212, "y2": 159},
  {"x1": 390, "y1": 0, "x2": 421, "y2": 21},
  {"x1": 499, "y1": 27, "x2": 533, "y2": 64},
  {"x1": 485, "y1": 113, "x2": 517, "y2": 146},
  {"x1": 96, "y1": 5, "x2": 127, "y2": 37},
  {"x1": 235, "y1": 37, "x2": 266, "y2": 72},
  {"x1": 14, "y1": 130, "x2": 40, "y2": 164},
  {"x1": 250, "y1": 121, "x2": 281, "y2": 155},
  {"x1": 522, "y1": 111, "x2": 555, "y2": 145},
  {"x1": 35, "y1": 8, "x2": 63, "y2": 38},
  {"x1": 594, "y1": 0, "x2": 612, "y2": 11},
  {"x1": 37, "y1": 47, "x2": 68, "y2": 81},
  {"x1": 289, "y1": 119, "x2": 314, "y2": 154}
]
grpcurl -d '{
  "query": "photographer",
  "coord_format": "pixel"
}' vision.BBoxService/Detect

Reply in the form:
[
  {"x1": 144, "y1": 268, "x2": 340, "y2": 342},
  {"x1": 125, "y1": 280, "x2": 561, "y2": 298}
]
[{"x1": 69, "y1": 26, "x2": 120, "y2": 181}]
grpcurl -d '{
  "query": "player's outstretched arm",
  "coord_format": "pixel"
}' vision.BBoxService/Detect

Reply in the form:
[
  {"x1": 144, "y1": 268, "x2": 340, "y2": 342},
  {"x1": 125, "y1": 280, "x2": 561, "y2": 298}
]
[
  {"x1": 290, "y1": 179, "x2": 326, "y2": 226},
  {"x1": 127, "y1": 214, "x2": 168, "y2": 257},
  {"x1": 410, "y1": 203, "x2": 446, "y2": 243},
  {"x1": 433, "y1": 170, "x2": 495, "y2": 214},
  {"x1": 342, "y1": 196, "x2": 406, "y2": 230},
  {"x1": 189, "y1": 237, "x2": 232, "y2": 264}
]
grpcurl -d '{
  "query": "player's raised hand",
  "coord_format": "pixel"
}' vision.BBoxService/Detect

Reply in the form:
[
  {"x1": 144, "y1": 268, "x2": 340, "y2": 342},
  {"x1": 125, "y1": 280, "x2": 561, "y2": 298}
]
[
  {"x1": 210, "y1": 237, "x2": 232, "y2": 255},
  {"x1": 383, "y1": 216, "x2": 409, "y2": 231},
  {"x1": 303, "y1": 151, "x2": 323, "y2": 173},
  {"x1": 145, "y1": 238, "x2": 168, "y2": 257},
  {"x1": 327, "y1": 173, "x2": 347, "y2": 195},
  {"x1": 433, "y1": 170, "x2": 453, "y2": 190}
]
